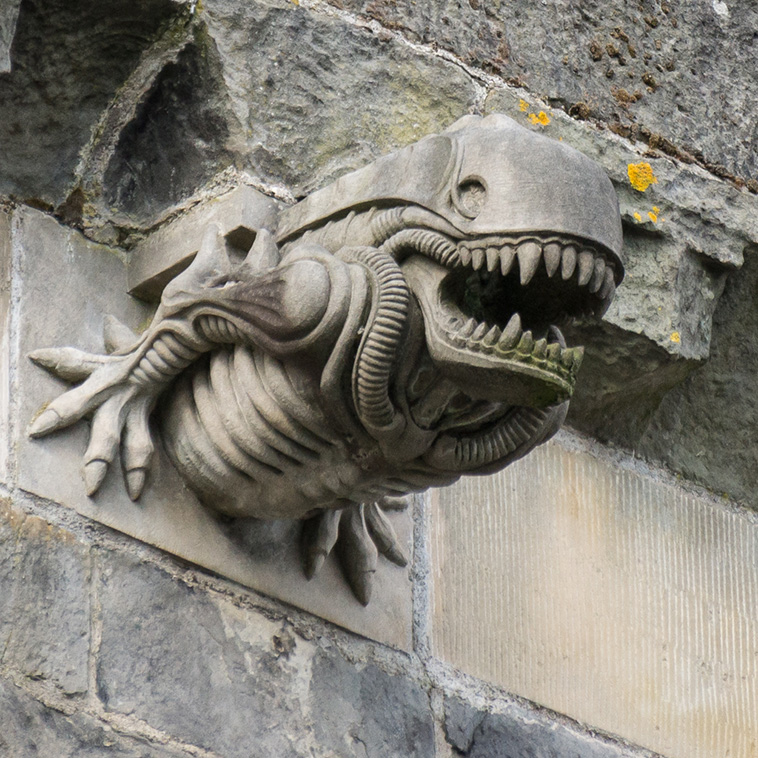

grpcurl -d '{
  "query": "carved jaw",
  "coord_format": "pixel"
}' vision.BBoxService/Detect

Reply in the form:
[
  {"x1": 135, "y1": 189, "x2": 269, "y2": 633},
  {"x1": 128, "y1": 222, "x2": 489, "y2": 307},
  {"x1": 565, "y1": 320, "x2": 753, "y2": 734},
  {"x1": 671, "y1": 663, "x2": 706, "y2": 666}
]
[{"x1": 402, "y1": 231, "x2": 619, "y2": 408}]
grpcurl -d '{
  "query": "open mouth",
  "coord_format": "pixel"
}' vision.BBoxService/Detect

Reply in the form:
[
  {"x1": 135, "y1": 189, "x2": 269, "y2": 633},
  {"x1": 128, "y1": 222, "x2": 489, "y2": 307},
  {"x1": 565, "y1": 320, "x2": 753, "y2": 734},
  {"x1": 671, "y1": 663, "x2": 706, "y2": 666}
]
[{"x1": 402, "y1": 232, "x2": 620, "y2": 407}]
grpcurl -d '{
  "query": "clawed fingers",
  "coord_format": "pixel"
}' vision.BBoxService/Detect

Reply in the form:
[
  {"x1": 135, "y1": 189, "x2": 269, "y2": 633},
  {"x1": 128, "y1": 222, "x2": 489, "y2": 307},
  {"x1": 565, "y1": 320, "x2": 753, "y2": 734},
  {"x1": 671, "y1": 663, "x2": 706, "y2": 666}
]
[
  {"x1": 339, "y1": 505, "x2": 378, "y2": 606},
  {"x1": 29, "y1": 347, "x2": 114, "y2": 382},
  {"x1": 302, "y1": 509, "x2": 342, "y2": 580},
  {"x1": 121, "y1": 397, "x2": 155, "y2": 501},
  {"x1": 365, "y1": 503, "x2": 408, "y2": 567}
]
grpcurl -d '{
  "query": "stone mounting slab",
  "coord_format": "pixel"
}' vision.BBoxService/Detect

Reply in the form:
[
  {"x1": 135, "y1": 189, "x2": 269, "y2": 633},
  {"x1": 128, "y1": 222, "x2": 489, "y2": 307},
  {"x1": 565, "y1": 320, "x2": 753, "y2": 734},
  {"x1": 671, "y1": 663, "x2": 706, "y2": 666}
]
[{"x1": 11, "y1": 206, "x2": 413, "y2": 650}]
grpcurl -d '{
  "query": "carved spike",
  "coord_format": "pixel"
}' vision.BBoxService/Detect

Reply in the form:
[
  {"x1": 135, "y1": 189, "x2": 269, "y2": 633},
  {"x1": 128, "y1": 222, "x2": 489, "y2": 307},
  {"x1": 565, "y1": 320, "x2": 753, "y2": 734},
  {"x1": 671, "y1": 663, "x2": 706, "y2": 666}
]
[
  {"x1": 548, "y1": 324, "x2": 567, "y2": 348},
  {"x1": 500, "y1": 246, "x2": 516, "y2": 276},
  {"x1": 459, "y1": 318, "x2": 477, "y2": 338},
  {"x1": 243, "y1": 228, "x2": 280, "y2": 271},
  {"x1": 590, "y1": 258, "x2": 606, "y2": 293},
  {"x1": 543, "y1": 242, "x2": 562, "y2": 277},
  {"x1": 482, "y1": 325, "x2": 501, "y2": 347},
  {"x1": 577, "y1": 250, "x2": 594, "y2": 286},
  {"x1": 599, "y1": 267, "x2": 616, "y2": 300},
  {"x1": 486, "y1": 246, "x2": 500, "y2": 272},
  {"x1": 471, "y1": 248, "x2": 485, "y2": 270},
  {"x1": 366, "y1": 504, "x2": 407, "y2": 567},
  {"x1": 517, "y1": 330, "x2": 534, "y2": 352},
  {"x1": 518, "y1": 242, "x2": 542, "y2": 285},
  {"x1": 499, "y1": 313, "x2": 522, "y2": 349},
  {"x1": 459, "y1": 245, "x2": 472, "y2": 266},
  {"x1": 561, "y1": 245, "x2": 577, "y2": 280},
  {"x1": 471, "y1": 322, "x2": 488, "y2": 341},
  {"x1": 547, "y1": 343, "x2": 561, "y2": 361},
  {"x1": 103, "y1": 315, "x2": 138, "y2": 354},
  {"x1": 189, "y1": 223, "x2": 230, "y2": 278},
  {"x1": 533, "y1": 338, "x2": 548, "y2": 358}
]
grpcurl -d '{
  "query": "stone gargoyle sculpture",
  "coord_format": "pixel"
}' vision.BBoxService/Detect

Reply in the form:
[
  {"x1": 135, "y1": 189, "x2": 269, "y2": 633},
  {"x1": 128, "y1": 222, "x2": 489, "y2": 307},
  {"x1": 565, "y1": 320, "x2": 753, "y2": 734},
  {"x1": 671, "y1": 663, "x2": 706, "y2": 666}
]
[{"x1": 28, "y1": 114, "x2": 623, "y2": 604}]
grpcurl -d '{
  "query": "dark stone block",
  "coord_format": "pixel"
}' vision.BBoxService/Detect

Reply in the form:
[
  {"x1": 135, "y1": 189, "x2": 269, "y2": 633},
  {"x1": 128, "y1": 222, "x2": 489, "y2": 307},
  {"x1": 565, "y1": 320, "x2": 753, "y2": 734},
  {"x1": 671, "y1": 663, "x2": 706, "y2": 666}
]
[
  {"x1": 0, "y1": 500, "x2": 90, "y2": 695},
  {"x1": 444, "y1": 696, "x2": 642, "y2": 757}
]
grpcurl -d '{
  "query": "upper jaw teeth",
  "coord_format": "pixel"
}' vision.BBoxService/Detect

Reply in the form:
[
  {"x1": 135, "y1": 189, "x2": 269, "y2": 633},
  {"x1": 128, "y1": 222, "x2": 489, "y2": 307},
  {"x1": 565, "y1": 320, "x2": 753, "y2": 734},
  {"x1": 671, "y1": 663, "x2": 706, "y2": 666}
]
[
  {"x1": 445, "y1": 313, "x2": 583, "y2": 378},
  {"x1": 458, "y1": 238, "x2": 616, "y2": 302}
]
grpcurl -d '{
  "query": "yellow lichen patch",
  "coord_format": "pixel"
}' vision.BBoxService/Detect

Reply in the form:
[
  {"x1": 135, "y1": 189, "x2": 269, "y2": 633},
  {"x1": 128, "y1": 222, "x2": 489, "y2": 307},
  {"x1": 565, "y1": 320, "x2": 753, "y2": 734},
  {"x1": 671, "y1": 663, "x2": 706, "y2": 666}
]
[
  {"x1": 519, "y1": 99, "x2": 530, "y2": 112},
  {"x1": 670, "y1": 331, "x2": 681, "y2": 344},
  {"x1": 628, "y1": 162, "x2": 658, "y2": 192},
  {"x1": 647, "y1": 210, "x2": 658, "y2": 223},
  {"x1": 528, "y1": 111, "x2": 551, "y2": 126},
  {"x1": 633, "y1": 211, "x2": 643, "y2": 222}
]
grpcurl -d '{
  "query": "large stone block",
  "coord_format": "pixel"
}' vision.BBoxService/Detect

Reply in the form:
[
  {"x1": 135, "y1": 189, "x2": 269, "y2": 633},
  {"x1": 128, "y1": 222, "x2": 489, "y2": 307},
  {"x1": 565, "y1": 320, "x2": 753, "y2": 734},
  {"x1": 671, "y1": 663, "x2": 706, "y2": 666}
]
[
  {"x1": 96, "y1": 550, "x2": 433, "y2": 757},
  {"x1": 0, "y1": 676, "x2": 189, "y2": 758},
  {"x1": 0, "y1": 499, "x2": 90, "y2": 695},
  {"x1": 429, "y1": 435, "x2": 758, "y2": 758},
  {"x1": 332, "y1": 0, "x2": 758, "y2": 184},
  {"x1": 14, "y1": 206, "x2": 413, "y2": 649},
  {"x1": 0, "y1": 208, "x2": 10, "y2": 482},
  {"x1": 200, "y1": 0, "x2": 478, "y2": 198}
]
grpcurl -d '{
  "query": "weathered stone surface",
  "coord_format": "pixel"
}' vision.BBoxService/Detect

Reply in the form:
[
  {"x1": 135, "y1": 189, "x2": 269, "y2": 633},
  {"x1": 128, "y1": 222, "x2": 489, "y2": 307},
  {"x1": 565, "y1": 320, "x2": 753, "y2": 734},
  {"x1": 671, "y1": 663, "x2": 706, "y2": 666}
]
[
  {"x1": 637, "y1": 245, "x2": 758, "y2": 506},
  {"x1": 0, "y1": 0, "x2": 21, "y2": 73},
  {"x1": 97, "y1": 550, "x2": 433, "y2": 757},
  {"x1": 429, "y1": 436, "x2": 758, "y2": 758},
  {"x1": 443, "y1": 696, "x2": 643, "y2": 757},
  {"x1": 0, "y1": 499, "x2": 90, "y2": 695},
  {"x1": 482, "y1": 87, "x2": 758, "y2": 444},
  {"x1": 0, "y1": 208, "x2": 10, "y2": 481},
  {"x1": 102, "y1": 29, "x2": 238, "y2": 227},
  {"x1": 0, "y1": 676, "x2": 188, "y2": 758},
  {"x1": 15, "y1": 206, "x2": 413, "y2": 648},
  {"x1": 0, "y1": 0, "x2": 182, "y2": 206},
  {"x1": 333, "y1": 0, "x2": 758, "y2": 185},
  {"x1": 201, "y1": 0, "x2": 477, "y2": 197}
]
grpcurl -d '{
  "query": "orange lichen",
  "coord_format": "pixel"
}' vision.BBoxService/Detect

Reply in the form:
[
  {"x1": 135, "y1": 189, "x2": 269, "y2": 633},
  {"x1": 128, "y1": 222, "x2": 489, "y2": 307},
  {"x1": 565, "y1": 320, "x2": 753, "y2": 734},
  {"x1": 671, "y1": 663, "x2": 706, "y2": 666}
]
[
  {"x1": 648, "y1": 210, "x2": 658, "y2": 223},
  {"x1": 633, "y1": 211, "x2": 643, "y2": 222},
  {"x1": 628, "y1": 162, "x2": 658, "y2": 191},
  {"x1": 670, "y1": 331, "x2": 681, "y2": 344},
  {"x1": 528, "y1": 111, "x2": 550, "y2": 126},
  {"x1": 519, "y1": 99, "x2": 530, "y2": 112}
]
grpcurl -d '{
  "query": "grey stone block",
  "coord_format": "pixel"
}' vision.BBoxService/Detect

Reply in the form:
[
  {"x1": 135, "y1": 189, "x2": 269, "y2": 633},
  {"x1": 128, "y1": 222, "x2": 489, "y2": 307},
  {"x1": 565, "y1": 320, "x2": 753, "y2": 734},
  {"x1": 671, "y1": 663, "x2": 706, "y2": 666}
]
[
  {"x1": 333, "y1": 0, "x2": 758, "y2": 185},
  {"x1": 96, "y1": 550, "x2": 431, "y2": 757},
  {"x1": 444, "y1": 696, "x2": 642, "y2": 758},
  {"x1": 0, "y1": 676, "x2": 189, "y2": 758},
  {"x1": 0, "y1": 499, "x2": 90, "y2": 695},
  {"x1": 0, "y1": 0, "x2": 182, "y2": 206},
  {"x1": 0, "y1": 0, "x2": 20, "y2": 73},
  {"x1": 0, "y1": 208, "x2": 10, "y2": 481},
  {"x1": 201, "y1": 0, "x2": 478, "y2": 198}
]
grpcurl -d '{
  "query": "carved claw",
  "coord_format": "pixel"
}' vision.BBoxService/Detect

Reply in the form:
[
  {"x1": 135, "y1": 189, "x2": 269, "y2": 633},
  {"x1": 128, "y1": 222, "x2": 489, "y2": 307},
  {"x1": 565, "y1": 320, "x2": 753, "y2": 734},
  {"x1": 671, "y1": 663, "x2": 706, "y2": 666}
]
[
  {"x1": 301, "y1": 497, "x2": 410, "y2": 605},
  {"x1": 28, "y1": 326, "x2": 159, "y2": 500}
]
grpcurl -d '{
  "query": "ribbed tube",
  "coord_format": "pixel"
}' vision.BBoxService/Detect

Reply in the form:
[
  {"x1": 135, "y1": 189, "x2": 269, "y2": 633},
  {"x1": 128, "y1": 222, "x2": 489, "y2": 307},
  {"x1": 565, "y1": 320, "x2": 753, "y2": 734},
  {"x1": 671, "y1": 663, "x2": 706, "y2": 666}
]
[{"x1": 380, "y1": 228, "x2": 459, "y2": 267}]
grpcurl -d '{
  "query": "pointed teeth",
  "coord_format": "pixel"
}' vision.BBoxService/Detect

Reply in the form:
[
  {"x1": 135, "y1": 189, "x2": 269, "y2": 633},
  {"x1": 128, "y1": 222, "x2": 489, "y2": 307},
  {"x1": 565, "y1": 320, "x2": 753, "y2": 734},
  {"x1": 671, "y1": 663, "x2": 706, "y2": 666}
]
[
  {"x1": 486, "y1": 247, "x2": 500, "y2": 272},
  {"x1": 577, "y1": 250, "x2": 594, "y2": 286},
  {"x1": 590, "y1": 258, "x2": 606, "y2": 293},
  {"x1": 533, "y1": 338, "x2": 548, "y2": 358},
  {"x1": 459, "y1": 245, "x2": 472, "y2": 266},
  {"x1": 561, "y1": 346, "x2": 585, "y2": 369},
  {"x1": 471, "y1": 322, "x2": 488, "y2": 341},
  {"x1": 482, "y1": 325, "x2": 501, "y2": 346},
  {"x1": 543, "y1": 242, "x2": 562, "y2": 277},
  {"x1": 562, "y1": 245, "x2": 577, "y2": 280},
  {"x1": 517, "y1": 330, "x2": 534, "y2": 352},
  {"x1": 499, "y1": 312, "x2": 522, "y2": 349},
  {"x1": 518, "y1": 242, "x2": 542, "y2": 285},
  {"x1": 548, "y1": 325, "x2": 567, "y2": 348},
  {"x1": 471, "y1": 248, "x2": 485, "y2": 270},
  {"x1": 599, "y1": 267, "x2": 616, "y2": 300},
  {"x1": 500, "y1": 247, "x2": 516, "y2": 275},
  {"x1": 459, "y1": 318, "x2": 477, "y2": 338},
  {"x1": 547, "y1": 343, "x2": 561, "y2": 361}
]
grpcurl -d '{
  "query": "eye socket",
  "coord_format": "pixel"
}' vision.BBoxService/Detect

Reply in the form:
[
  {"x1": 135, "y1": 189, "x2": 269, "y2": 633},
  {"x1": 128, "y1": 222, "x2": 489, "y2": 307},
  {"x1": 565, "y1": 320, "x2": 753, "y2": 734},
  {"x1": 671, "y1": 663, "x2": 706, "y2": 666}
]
[{"x1": 455, "y1": 178, "x2": 487, "y2": 218}]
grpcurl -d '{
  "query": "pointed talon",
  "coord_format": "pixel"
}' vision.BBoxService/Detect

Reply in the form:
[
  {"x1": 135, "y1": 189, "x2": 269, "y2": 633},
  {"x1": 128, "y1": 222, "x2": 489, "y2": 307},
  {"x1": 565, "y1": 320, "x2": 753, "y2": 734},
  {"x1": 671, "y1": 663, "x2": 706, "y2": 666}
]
[
  {"x1": 125, "y1": 468, "x2": 146, "y2": 501},
  {"x1": 305, "y1": 550, "x2": 327, "y2": 580},
  {"x1": 83, "y1": 459, "x2": 108, "y2": 497},
  {"x1": 366, "y1": 503, "x2": 408, "y2": 567},
  {"x1": 28, "y1": 408, "x2": 62, "y2": 438}
]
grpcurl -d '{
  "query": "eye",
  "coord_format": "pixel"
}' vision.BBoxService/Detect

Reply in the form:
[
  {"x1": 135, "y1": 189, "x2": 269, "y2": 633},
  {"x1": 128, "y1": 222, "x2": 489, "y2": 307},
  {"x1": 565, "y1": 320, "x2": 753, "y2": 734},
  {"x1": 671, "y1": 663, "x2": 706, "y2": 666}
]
[{"x1": 455, "y1": 178, "x2": 487, "y2": 218}]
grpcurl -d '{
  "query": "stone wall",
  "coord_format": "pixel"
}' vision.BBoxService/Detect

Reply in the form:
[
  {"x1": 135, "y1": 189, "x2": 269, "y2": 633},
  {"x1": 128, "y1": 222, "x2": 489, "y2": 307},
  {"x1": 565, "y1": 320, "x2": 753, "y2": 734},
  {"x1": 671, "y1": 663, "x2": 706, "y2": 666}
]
[{"x1": 2, "y1": 1, "x2": 757, "y2": 756}]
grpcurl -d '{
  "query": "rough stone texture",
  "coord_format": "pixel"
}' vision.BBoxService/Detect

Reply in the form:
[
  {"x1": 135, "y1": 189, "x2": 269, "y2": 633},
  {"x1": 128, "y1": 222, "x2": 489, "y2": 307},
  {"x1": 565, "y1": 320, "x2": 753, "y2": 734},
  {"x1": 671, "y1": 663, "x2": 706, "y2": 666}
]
[
  {"x1": 0, "y1": 0, "x2": 182, "y2": 206},
  {"x1": 0, "y1": 676, "x2": 188, "y2": 758},
  {"x1": 0, "y1": 0, "x2": 21, "y2": 72},
  {"x1": 0, "y1": 499, "x2": 90, "y2": 695},
  {"x1": 332, "y1": 0, "x2": 758, "y2": 185},
  {"x1": 102, "y1": 28, "x2": 238, "y2": 227},
  {"x1": 637, "y1": 245, "x2": 758, "y2": 506},
  {"x1": 429, "y1": 436, "x2": 758, "y2": 758},
  {"x1": 0, "y1": 208, "x2": 10, "y2": 481},
  {"x1": 481, "y1": 86, "x2": 758, "y2": 445},
  {"x1": 443, "y1": 696, "x2": 642, "y2": 758},
  {"x1": 202, "y1": 0, "x2": 478, "y2": 199},
  {"x1": 96, "y1": 549, "x2": 434, "y2": 758}
]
